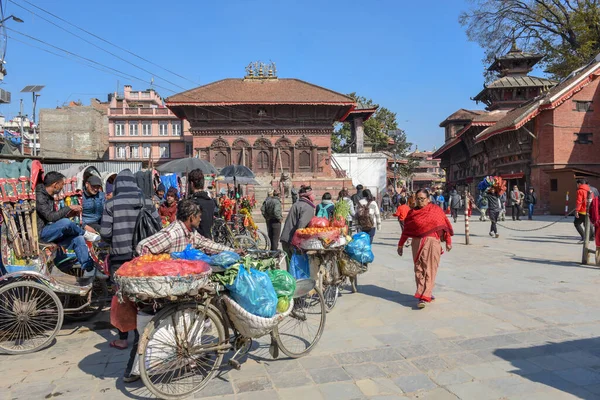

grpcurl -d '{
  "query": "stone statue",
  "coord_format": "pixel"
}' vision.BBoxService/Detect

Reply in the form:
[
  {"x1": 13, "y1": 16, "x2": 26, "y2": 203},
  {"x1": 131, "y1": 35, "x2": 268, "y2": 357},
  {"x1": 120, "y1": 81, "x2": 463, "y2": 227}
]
[{"x1": 280, "y1": 172, "x2": 292, "y2": 198}]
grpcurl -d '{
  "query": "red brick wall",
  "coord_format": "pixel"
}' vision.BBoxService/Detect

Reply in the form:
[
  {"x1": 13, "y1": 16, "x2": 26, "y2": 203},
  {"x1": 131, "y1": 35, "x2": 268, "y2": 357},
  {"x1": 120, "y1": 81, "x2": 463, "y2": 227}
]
[{"x1": 531, "y1": 77, "x2": 600, "y2": 213}]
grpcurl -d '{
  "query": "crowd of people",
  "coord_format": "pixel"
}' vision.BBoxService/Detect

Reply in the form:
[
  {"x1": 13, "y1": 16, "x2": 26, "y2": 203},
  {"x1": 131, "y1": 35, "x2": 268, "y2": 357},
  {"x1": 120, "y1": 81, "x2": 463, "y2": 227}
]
[{"x1": 30, "y1": 170, "x2": 600, "y2": 382}]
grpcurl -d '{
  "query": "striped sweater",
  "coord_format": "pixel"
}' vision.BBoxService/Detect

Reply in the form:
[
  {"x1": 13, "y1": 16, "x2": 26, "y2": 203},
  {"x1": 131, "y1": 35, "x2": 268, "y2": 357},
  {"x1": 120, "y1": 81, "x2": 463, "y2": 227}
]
[{"x1": 100, "y1": 169, "x2": 160, "y2": 262}]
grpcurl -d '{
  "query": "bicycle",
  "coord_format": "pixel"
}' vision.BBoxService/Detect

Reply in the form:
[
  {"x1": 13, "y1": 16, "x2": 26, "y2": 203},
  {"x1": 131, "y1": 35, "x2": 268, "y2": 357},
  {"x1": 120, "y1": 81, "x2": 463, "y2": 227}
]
[
  {"x1": 135, "y1": 250, "x2": 326, "y2": 399},
  {"x1": 211, "y1": 216, "x2": 258, "y2": 250}
]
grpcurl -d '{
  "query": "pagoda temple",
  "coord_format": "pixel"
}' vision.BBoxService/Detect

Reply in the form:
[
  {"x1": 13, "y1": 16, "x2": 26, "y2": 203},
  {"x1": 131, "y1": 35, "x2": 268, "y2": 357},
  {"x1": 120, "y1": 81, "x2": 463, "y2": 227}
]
[
  {"x1": 165, "y1": 63, "x2": 362, "y2": 180},
  {"x1": 473, "y1": 43, "x2": 556, "y2": 110}
]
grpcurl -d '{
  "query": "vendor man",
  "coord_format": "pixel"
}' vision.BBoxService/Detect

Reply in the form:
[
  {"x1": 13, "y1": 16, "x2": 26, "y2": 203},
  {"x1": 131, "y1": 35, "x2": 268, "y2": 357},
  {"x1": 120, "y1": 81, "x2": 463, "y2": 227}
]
[{"x1": 137, "y1": 199, "x2": 236, "y2": 256}]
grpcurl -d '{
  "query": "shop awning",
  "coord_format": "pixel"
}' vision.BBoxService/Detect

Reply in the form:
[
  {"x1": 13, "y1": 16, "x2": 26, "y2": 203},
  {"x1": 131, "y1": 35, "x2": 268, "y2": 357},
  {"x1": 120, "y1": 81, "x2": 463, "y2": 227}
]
[{"x1": 501, "y1": 173, "x2": 525, "y2": 179}]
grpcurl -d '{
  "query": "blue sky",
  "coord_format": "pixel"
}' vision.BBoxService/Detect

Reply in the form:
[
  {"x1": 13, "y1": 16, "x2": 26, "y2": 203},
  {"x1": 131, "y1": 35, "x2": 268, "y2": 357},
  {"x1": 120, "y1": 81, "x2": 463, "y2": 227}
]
[{"x1": 1, "y1": 0, "x2": 499, "y2": 151}]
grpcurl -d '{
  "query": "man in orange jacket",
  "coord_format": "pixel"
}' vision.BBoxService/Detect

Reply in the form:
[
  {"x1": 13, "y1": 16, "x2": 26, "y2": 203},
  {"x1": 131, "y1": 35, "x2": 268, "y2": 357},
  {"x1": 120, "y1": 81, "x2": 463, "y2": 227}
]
[{"x1": 575, "y1": 179, "x2": 595, "y2": 243}]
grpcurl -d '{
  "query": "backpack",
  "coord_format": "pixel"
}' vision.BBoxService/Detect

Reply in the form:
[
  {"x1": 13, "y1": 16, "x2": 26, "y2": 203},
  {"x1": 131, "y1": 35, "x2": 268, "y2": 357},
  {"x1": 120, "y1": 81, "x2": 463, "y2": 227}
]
[
  {"x1": 132, "y1": 194, "x2": 162, "y2": 255},
  {"x1": 357, "y1": 202, "x2": 374, "y2": 230},
  {"x1": 316, "y1": 203, "x2": 333, "y2": 218}
]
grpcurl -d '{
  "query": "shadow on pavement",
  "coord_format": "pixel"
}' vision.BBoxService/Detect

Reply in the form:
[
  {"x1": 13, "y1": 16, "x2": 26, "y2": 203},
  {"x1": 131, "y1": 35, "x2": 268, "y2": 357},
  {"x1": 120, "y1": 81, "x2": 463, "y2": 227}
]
[
  {"x1": 494, "y1": 337, "x2": 600, "y2": 399},
  {"x1": 512, "y1": 256, "x2": 596, "y2": 269},
  {"x1": 359, "y1": 284, "x2": 417, "y2": 309},
  {"x1": 508, "y1": 238, "x2": 580, "y2": 245}
]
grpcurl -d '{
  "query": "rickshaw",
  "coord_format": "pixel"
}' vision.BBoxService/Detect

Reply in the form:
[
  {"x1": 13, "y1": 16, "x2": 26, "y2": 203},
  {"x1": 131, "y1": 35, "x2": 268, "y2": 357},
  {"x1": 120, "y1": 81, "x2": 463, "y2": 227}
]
[{"x1": 0, "y1": 159, "x2": 95, "y2": 354}]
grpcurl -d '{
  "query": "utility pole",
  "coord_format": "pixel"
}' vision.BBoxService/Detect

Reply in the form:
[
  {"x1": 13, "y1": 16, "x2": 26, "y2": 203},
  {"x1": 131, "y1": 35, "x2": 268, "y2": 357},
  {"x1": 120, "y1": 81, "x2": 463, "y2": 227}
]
[
  {"x1": 20, "y1": 85, "x2": 44, "y2": 157},
  {"x1": 18, "y1": 99, "x2": 24, "y2": 155},
  {"x1": 464, "y1": 188, "x2": 470, "y2": 245}
]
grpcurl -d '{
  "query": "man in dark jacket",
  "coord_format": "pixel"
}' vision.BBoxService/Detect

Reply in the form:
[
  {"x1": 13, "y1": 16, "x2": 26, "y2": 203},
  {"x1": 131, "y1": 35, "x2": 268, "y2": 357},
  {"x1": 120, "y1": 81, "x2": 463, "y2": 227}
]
[
  {"x1": 36, "y1": 171, "x2": 100, "y2": 278},
  {"x1": 351, "y1": 184, "x2": 364, "y2": 207},
  {"x1": 281, "y1": 186, "x2": 316, "y2": 260},
  {"x1": 188, "y1": 168, "x2": 217, "y2": 239},
  {"x1": 448, "y1": 189, "x2": 462, "y2": 223},
  {"x1": 262, "y1": 189, "x2": 282, "y2": 251},
  {"x1": 485, "y1": 188, "x2": 502, "y2": 238},
  {"x1": 99, "y1": 169, "x2": 159, "y2": 375}
]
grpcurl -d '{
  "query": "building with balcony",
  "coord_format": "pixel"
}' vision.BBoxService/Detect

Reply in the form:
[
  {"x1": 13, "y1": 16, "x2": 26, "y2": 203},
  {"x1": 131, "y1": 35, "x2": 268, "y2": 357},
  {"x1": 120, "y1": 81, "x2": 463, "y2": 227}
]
[{"x1": 108, "y1": 85, "x2": 192, "y2": 165}]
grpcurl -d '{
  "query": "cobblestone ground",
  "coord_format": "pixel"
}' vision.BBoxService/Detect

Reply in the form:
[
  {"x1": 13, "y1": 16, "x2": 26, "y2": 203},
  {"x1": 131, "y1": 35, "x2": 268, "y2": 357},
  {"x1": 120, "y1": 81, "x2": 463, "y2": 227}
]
[{"x1": 3, "y1": 213, "x2": 600, "y2": 399}]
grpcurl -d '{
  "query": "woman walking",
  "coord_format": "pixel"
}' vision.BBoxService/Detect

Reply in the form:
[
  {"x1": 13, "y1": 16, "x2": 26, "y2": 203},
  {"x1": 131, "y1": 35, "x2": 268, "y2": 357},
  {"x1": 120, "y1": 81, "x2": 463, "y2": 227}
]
[
  {"x1": 397, "y1": 189, "x2": 453, "y2": 309},
  {"x1": 355, "y1": 188, "x2": 382, "y2": 244}
]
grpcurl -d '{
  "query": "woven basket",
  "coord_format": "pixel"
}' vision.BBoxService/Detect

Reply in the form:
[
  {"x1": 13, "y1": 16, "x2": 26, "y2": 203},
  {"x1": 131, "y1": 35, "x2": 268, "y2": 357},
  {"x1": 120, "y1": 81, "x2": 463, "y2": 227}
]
[
  {"x1": 222, "y1": 295, "x2": 294, "y2": 339},
  {"x1": 338, "y1": 256, "x2": 368, "y2": 278},
  {"x1": 116, "y1": 272, "x2": 211, "y2": 300}
]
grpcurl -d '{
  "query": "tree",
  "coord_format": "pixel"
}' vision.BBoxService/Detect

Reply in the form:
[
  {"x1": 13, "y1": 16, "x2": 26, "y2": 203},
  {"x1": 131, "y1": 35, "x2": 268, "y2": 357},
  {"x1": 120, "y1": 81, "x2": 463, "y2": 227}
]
[
  {"x1": 460, "y1": 0, "x2": 600, "y2": 79},
  {"x1": 332, "y1": 93, "x2": 401, "y2": 152}
]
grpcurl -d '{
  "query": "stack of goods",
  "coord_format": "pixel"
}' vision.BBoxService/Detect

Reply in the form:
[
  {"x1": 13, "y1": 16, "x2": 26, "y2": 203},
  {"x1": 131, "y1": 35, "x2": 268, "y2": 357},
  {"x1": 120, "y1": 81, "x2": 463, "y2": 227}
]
[
  {"x1": 332, "y1": 199, "x2": 351, "y2": 233},
  {"x1": 477, "y1": 176, "x2": 507, "y2": 195},
  {"x1": 291, "y1": 217, "x2": 343, "y2": 249},
  {"x1": 219, "y1": 197, "x2": 235, "y2": 221},
  {"x1": 210, "y1": 252, "x2": 296, "y2": 338},
  {"x1": 115, "y1": 254, "x2": 212, "y2": 300}
]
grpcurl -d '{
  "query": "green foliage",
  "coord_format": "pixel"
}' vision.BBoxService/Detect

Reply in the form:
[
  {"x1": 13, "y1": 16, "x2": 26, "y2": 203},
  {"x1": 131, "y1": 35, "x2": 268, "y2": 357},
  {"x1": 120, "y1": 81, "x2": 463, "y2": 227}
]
[
  {"x1": 460, "y1": 0, "x2": 600, "y2": 80},
  {"x1": 332, "y1": 93, "x2": 402, "y2": 152}
]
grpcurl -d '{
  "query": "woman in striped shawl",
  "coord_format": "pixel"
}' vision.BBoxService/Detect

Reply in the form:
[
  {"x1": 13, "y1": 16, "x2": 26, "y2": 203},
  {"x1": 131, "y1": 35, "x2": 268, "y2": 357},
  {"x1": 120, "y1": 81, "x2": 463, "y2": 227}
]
[{"x1": 100, "y1": 169, "x2": 159, "y2": 372}]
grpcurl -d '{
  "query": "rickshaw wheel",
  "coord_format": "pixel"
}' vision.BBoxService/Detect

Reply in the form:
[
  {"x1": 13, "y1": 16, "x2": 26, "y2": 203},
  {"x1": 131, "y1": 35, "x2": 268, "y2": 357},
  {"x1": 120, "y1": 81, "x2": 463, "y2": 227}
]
[
  {"x1": 323, "y1": 284, "x2": 339, "y2": 312},
  {"x1": 64, "y1": 279, "x2": 108, "y2": 322},
  {"x1": 0, "y1": 281, "x2": 64, "y2": 355},
  {"x1": 139, "y1": 304, "x2": 226, "y2": 399}
]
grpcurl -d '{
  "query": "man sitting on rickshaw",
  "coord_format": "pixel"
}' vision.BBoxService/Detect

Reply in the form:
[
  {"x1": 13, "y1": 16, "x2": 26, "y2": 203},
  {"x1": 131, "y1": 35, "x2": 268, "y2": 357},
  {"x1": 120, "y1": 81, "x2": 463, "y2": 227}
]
[
  {"x1": 82, "y1": 175, "x2": 105, "y2": 233},
  {"x1": 36, "y1": 171, "x2": 101, "y2": 279}
]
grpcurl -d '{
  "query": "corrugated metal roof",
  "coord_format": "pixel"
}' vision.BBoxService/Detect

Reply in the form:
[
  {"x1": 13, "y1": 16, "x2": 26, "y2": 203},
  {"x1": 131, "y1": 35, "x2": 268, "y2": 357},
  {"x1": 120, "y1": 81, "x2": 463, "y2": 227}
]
[
  {"x1": 42, "y1": 161, "x2": 142, "y2": 174},
  {"x1": 486, "y1": 76, "x2": 556, "y2": 89}
]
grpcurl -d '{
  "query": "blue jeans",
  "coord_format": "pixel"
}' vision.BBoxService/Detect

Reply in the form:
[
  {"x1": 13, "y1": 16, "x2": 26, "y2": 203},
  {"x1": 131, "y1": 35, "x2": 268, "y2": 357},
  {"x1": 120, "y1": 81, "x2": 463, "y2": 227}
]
[
  {"x1": 40, "y1": 218, "x2": 93, "y2": 271},
  {"x1": 528, "y1": 203, "x2": 534, "y2": 219}
]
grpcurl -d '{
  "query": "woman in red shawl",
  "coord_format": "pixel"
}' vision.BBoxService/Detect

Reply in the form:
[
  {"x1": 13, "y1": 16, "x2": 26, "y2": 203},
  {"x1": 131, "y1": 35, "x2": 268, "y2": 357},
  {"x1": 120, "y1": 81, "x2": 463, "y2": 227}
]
[{"x1": 397, "y1": 189, "x2": 453, "y2": 308}]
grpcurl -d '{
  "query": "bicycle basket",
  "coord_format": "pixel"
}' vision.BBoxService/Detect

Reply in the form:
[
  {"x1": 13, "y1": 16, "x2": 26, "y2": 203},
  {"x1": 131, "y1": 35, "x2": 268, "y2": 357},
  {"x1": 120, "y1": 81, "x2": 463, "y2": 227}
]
[{"x1": 222, "y1": 295, "x2": 294, "y2": 338}]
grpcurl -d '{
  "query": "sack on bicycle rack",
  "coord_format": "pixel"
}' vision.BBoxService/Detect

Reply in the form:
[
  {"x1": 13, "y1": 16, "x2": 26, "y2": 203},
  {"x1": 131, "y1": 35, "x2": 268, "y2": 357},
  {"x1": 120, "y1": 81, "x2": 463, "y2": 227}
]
[
  {"x1": 338, "y1": 253, "x2": 368, "y2": 277},
  {"x1": 210, "y1": 251, "x2": 240, "y2": 267},
  {"x1": 116, "y1": 273, "x2": 212, "y2": 300},
  {"x1": 226, "y1": 267, "x2": 277, "y2": 318},
  {"x1": 222, "y1": 295, "x2": 294, "y2": 338}
]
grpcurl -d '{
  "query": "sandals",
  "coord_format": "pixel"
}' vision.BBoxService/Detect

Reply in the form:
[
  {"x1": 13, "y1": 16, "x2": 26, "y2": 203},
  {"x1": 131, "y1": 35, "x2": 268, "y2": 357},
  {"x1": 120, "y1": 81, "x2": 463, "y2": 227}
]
[{"x1": 109, "y1": 340, "x2": 128, "y2": 350}]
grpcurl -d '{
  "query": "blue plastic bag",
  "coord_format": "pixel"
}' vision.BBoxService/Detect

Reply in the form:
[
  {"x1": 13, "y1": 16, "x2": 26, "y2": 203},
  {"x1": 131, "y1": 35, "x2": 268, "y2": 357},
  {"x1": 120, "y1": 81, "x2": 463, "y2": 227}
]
[
  {"x1": 210, "y1": 251, "x2": 240, "y2": 267},
  {"x1": 171, "y1": 244, "x2": 212, "y2": 263},
  {"x1": 227, "y1": 267, "x2": 278, "y2": 318},
  {"x1": 289, "y1": 251, "x2": 310, "y2": 280},
  {"x1": 345, "y1": 232, "x2": 374, "y2": 264}
]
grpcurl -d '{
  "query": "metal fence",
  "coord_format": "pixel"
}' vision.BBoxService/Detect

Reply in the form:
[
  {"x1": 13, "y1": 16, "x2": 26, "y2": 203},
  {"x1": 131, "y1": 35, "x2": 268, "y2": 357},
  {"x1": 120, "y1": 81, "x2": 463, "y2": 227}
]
[{"x1": 42, "y1": 161, "x2": 142, "y2": 174}]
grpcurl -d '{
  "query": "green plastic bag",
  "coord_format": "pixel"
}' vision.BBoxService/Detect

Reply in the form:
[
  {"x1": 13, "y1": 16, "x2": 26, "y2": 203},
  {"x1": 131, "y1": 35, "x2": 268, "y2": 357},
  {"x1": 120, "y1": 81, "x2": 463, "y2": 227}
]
[{"x1": 267, "y1": 270, "x2": 296, "y2": 300}]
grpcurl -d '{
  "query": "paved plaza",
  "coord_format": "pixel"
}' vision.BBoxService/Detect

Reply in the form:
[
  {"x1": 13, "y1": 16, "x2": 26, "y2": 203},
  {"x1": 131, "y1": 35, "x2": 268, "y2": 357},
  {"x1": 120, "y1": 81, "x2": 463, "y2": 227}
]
[{"x1": 3, "y1": 214, "x2": 600, "y2": 399}]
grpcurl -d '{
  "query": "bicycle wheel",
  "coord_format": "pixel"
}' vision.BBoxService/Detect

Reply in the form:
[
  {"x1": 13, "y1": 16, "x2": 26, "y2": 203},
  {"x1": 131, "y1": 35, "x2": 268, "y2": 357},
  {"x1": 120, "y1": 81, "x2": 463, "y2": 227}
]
[
  {"x1": 0, "y1": 281, "x2": 64, "y2": 354},
  {"x1": 255, "y1": 230, "x2": 270, "y2": 251},
  {"x1": 233, "y1": 235, "x2": 257, "y2": 250},
  {"x1": 64, "y1": 278, "x2": 108, "y2": 322},
  {"x1": 323, "y1": 284, "x2": 339, "y2": 312},
  {"x1": 274, "y1": 283, "x2": 326, "y2": 358},
  {"x1": 139, "y1": 304, "x2": 226, "y2": 400}
]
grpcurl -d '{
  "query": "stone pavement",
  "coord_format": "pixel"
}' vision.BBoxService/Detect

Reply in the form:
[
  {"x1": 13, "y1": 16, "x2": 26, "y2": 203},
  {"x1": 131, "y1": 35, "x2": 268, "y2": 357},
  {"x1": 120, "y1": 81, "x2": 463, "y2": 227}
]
[{"x1": 3, "y1": 214, "x2": 600, "y2": 399}]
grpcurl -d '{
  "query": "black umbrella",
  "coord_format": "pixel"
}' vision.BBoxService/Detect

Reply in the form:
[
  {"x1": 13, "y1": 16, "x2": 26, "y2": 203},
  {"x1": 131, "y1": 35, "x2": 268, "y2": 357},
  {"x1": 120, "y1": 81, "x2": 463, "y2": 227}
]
[
  {"x1": 219, "y1": 165, "x2": 255, "y2": 178},
  {"x1": 156, "y1": 158, "x2": 217, "y2": 174},
  {"x1": 219, "y1": 176, "x2": 260, "y2": 185}
]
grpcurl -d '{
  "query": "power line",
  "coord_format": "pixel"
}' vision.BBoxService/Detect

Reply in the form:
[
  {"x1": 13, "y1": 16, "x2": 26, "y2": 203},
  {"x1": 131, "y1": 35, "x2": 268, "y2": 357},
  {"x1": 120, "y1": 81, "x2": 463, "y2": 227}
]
[
  {"x1": 11, "y1": 0, "x2": 199, "y2": 86},
  {"x1": 9, "y1": 0, "x2": 190, "y2": 93}
]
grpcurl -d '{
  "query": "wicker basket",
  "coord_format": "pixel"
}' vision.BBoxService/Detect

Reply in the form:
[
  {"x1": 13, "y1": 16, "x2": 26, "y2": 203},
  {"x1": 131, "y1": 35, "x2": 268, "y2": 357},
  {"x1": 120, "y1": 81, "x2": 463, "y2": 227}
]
[
  {"x1": 222, "y1": 295, "x2": 294, "y2": 338},
  {"x1": 116, "y1": 272, "x2": 211, "y2": 300},
  {"x1": 338, "y1": 256, "x2": 368, "y2": 278}
]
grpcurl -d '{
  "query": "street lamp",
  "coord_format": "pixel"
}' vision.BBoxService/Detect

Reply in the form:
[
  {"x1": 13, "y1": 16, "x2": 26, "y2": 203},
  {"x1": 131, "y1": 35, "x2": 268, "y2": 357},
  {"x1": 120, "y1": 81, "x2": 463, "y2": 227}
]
[
  {"x1": 21, "y1": 85, "x2": 44, "y2": 157},
  {"x1": 0, "y1": 15, "x2": 23, "y2": 24}
]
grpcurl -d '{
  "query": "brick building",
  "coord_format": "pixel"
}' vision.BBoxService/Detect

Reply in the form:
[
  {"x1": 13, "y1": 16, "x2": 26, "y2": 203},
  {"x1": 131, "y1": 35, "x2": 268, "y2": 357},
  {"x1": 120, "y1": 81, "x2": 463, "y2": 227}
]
[
  {"x1": 165, "y1": 64, "x2": 355, "y2": 179},
  {"x1": 40, "y1": 99, "x2": 110, "y2": 159},
  {"x1": 435, "y1": 47, "x2": 600, "y2": 214},
  {"x1": 107, "y1": 85, "x2": 193, "y2": 165}
]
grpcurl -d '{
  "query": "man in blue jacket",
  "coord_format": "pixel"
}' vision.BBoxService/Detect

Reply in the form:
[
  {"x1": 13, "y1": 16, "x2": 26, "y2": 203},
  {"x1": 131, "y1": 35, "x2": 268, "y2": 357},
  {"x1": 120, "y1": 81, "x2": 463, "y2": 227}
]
[{"x1": 82, "y1": 175, "x2": 105, "y2": 233}]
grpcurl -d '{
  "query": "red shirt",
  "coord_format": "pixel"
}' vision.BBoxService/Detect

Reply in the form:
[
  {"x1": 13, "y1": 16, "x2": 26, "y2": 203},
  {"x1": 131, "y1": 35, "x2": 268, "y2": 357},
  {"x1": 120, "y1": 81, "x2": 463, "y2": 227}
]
[
  {"x1": 394, "y1": 205, "x2": 410, "y2": 221},
  {"x1": 159, "y1": 201, "x2": 178, "y2": 223}
]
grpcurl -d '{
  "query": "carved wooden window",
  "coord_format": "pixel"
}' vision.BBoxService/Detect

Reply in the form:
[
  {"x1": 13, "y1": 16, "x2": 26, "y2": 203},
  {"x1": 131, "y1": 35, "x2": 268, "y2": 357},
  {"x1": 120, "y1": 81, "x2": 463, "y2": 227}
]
[
  {"x1": 232, "y1": 150, "x2": 250, "y2": 166},
  {"x1": 214, "y1": 151, "x2": 228, "y2": 168},
  {"x1": 281, "y1": 151, "x2": 291, "y2": 171},
  {"x1": 257, "y1": 151, "x2": 270, "y2": 171},
  {"x1": 299, "y1": 150, "x2": 311, "y2": 170}
]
